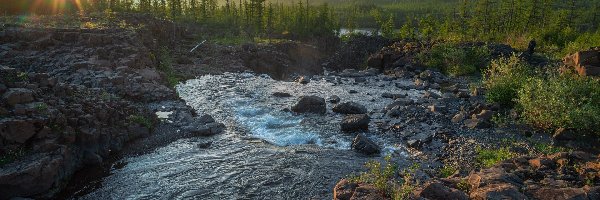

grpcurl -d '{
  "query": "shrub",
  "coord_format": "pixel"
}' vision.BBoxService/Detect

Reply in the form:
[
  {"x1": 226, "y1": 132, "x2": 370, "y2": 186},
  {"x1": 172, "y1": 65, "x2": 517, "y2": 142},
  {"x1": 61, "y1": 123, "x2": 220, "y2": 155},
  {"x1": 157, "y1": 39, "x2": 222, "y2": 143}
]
[
  {"x1": 417, "y1": 43, "x2": 491, "y2": 77},
  {"x1": 349, "y1": 156, "x2": 419, "y2": 200},
  {"x1": 517, "y1": 74, "x2": 600, "y2": 133},
  {"x1": 482, "y1": 55, "x2": 532, "y2": 108},
  {"x1": 128, "y1": 115, "x2": 153, "y2": 129}
]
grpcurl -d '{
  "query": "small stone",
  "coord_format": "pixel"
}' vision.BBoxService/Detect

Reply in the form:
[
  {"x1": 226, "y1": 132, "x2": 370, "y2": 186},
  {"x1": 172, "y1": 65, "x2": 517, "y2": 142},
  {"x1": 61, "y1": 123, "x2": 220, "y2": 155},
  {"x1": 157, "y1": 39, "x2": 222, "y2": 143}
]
[
  {"x1": 272, "y1": 92, "x2": 292, "y2": 98},
  {"x1": 328, "y1": 95, "x2": 340, "y2": 103}
]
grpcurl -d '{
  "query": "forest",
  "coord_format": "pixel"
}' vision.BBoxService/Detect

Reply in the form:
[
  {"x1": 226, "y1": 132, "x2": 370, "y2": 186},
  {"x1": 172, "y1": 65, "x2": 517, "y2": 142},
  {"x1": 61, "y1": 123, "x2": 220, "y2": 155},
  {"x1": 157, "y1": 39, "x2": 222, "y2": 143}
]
[{"x1": 2, "y1": 0, "x2": 599, "y2": 55}]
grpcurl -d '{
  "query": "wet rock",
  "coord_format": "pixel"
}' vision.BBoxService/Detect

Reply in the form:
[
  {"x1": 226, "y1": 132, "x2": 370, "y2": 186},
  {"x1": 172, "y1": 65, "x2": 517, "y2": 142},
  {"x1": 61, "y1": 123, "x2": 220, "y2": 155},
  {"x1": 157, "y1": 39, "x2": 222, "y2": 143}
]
[
  {"x1": 0, "y1": 119, "x2": 37, "y2": 143},
  {"x1": 354, "y1": 77, "x2": 366, "y2": 83},
  {"x1": 197, "y1": 141, "x2": 212, "y2": 149},
  {"x1": 415, "y1": 182, "x2": 468, "y2": 200},
  {"x1": 351, "y1": 133, "x2": 380, "y2": 155},
  {"x1": 185, "y1": 122, "x2": 226, "y2": 136},
  {"x1": 328, "y1": 95, "x2": 340, "y2": 104},
  {"x1": 381, "y1": 92, "x2": 405, "y2": 99},
  {"x1": 464, "y1": 118, "x2": 491, "y2": 129},
  {"x1": 348, "y1": 90, "x2": 358, "y2": 94},
  {"x1": 291, "y1": 96, "x2": 326, "y2": 114},
  {"x1": 272, "y1": 92, "x2": 292, "y2": 98},
  {"x1": 470, "y1": 183, "x2": 527, "y2": 200},
  {"x1": 297, "y1": 76, "x2": 310, "y2": 84},
  {"x1": 333, "y1": 102, "x2": 368, "y2": 114},
  {"x1": 341, "y1": 114, "x2": 370, "y2": 132},
  {"x1": 407, "y1": 132, "x2": 435, "y2": 149},
  {"x1": 2, "y1": 88, "x2": 34, "y2": 106},
  {"x1": 384, "y1": 99, "x2": 413, "y2": 111}
]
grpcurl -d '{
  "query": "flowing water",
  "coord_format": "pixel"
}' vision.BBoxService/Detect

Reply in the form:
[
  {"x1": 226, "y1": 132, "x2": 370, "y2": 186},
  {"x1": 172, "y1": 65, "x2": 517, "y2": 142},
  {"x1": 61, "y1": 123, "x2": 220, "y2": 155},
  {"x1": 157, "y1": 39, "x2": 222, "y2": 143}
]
[{"x1": 80, "y1": 72, "x2": 432, "y2": 199}]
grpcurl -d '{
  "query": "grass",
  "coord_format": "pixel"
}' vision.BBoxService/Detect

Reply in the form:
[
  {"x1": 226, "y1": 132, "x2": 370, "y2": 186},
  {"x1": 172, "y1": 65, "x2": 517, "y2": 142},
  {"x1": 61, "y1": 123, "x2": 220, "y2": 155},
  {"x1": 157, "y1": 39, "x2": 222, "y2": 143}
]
[
  {"x1": 532, "y1": 142, "x2": 571, "y2": 155},
  {"x1": 476, "y1": 147, "x2": 515, "y2": 168},
  {"x1": 128, "y1": 115, "x2": 153, "y2": 130}
]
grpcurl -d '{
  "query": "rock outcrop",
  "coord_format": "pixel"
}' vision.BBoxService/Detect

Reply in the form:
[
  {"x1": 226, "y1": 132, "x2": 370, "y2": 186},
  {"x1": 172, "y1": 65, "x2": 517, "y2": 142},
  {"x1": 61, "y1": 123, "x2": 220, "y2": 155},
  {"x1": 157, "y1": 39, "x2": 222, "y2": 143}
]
[
  {"x1": 563, "y1": 48, "x2": 600, "y2": 76},
  {"x1": 291, "y1": 96, "x2": 327, "y2": 114}
]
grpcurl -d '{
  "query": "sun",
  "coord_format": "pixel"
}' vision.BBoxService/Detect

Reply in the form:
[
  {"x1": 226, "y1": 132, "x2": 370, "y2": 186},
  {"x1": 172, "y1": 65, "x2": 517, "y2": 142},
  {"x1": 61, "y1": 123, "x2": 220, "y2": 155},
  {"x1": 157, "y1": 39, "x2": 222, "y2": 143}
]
[{"x1": 28, "y1": 0, "x2": 85, "y2": 14}]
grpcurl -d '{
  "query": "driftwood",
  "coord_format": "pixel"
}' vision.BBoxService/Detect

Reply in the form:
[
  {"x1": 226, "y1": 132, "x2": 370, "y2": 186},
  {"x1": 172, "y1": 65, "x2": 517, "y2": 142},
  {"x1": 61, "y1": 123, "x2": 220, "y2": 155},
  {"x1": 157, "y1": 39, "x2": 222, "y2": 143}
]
[{"x1": 189, "y1": 40, "x2": 207, "y2": 53}]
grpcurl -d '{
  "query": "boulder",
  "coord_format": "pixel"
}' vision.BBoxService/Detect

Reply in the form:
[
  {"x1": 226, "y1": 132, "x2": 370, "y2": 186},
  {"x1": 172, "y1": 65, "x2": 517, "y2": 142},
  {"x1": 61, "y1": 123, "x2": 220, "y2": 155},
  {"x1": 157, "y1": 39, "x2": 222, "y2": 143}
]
[
  {"x1": 2, "y1": 88, "x2": 34, "y2": 106},
  {"x1": 341, "y1": 114, "x2": 370, "y2": 132},
  {"x1": 297, "y1": 76, "x2": 310, "y2": 84},
  {"x1": 415, "y1": 182, "x2": 469, "y2": 200},
  {"x1": 351, "y1": 134, "x2": 380, "y2": 155},
  {"x1": 334, "y1": 179, "x2": 386, "y2": 200},
  {"x1": 563, "y1": 49, "x2": 600, "y2": 76},
  {"x1": 333, "y1": 102, "x2": 368, "y2": 114},
  {"x1": 291, "y1": 96, "x2": 326, "y2": 114}
]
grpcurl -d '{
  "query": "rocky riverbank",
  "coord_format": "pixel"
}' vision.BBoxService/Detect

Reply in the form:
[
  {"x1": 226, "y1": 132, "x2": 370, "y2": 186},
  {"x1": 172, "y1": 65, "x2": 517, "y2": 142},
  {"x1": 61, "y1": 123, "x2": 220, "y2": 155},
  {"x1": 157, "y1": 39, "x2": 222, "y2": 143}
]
[{"x1": 0, "y1": 15, "x2": 227, "y2": 199}]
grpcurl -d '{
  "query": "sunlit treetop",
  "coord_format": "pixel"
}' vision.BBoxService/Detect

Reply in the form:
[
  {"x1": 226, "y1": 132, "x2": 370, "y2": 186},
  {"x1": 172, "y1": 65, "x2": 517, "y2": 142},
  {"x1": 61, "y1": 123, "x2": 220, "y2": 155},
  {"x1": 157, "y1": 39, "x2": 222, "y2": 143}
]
[{"x1": 0, "y1": 0, "x2": 87, "y2": 15}]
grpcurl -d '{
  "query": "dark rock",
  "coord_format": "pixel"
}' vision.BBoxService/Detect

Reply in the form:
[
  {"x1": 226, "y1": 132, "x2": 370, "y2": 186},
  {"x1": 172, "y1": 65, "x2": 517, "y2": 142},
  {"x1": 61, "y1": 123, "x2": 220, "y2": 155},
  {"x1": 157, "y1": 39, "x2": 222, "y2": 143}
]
[
  {"x1": 0, "y1": 154, "x2": 63, "y2": 199},
  {"x1": 272, "y1": 92, "x2": 292, "y2": 98},
  {"x1": 197, "y1": 141, "x2": 212, "y2": 149},
  {"x1": 176, "y1": 56, "x2": 194, "y2": 64},
  {"x1": 328, "y1": 95, "x2": 340, "y2": 104},
  {"x1": 529, "y1": 187, "x2": 587, "y2": 200},
  {"x1": 341, "y1": 114, "x2": 370, "y2": 132},
  {"x1": 470, "y1": 183, "x2": 527, "y2": 200},
  {"x1": 333, "y1": 102, "x2": 368, "y2": 114},
  {"x1": 334, "y1": 179, "x2": 357, "y2": 200},
  {"x1": 351, "y1": 133, "x2": 380, "y2": 155},
  {"x1": 354, "y1": 77, "x2": 366, "y2": 83},
  {"x1": 0, "y1": 83, "x2": 6, "y2": 94},
  {"x1": 416, "y1": 182, "x2": 469, "y2": 200},
  {"x1": 384, "y1": 99, "x2": 413, "y2": 111},
  {"x1": 423, "y1": 91, "x2": 441, "y2": 99},
  {"x1": 291, "y1": 96, "x2": 326, "y2": 114},
  {"x1": 348, "y1": 90, "x2": 358, "y2": 94},
  {"x1": 381, "y1": 92, "x2": 405, "y2": 99},
  {"x1": 451, "y1": 111, "x2": 466, "y2": 123},
  {"x1": 185, "y1": 122, "x2": 225, "y2": 136},
  {"x1": 0, "y1": 119, "x2": 37, "y2": 143},
  {"x1": 82, "y1": 151, "x2": 102, "y2": 166},
  {"x1": 464, "y1": 118, "x2": 491, "y2": 129},
  {"x1": 2, "y1": 88, "x2": 34, "y2": 106},
  {"x1": 552, "y1": 128, "x2": 577, "y2": 141}
]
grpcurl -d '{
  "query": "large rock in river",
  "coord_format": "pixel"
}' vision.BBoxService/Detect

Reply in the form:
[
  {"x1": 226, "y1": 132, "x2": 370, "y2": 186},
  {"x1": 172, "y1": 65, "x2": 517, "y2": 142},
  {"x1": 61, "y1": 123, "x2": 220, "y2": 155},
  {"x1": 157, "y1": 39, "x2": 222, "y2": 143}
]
[
  {"x1": 333, "y1": 102, "x2": 367, "y2": 114},
  {"x1": 291, "y1": 96, "x2": 326, "y2": 114},
  {"x1": 341, "y1": 114, "x2": 370, "y2": 132},
  {"x1": 351, "y1": 134, "x2": 380, "y2": 155}
]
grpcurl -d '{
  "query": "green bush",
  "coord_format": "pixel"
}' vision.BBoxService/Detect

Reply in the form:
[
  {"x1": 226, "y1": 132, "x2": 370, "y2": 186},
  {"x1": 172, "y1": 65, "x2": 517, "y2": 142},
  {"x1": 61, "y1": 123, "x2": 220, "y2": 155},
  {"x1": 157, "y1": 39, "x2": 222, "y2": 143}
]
[
  {"x1": 483, "y1": 55, "x2": 532, "y2": 107},
  {"x1": 517, "y1": 74, "x2": 600, "y2": 133},
  {"x1": 417, "y1": 43, "x2": 491, "y2": 77}
]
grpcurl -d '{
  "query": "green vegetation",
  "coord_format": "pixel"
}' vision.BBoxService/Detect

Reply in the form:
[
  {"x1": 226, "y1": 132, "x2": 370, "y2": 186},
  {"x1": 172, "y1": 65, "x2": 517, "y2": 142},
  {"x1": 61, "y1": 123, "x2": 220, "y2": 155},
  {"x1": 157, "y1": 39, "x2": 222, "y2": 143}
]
[
  {"x1": 34, "y1": 103, "x2": 48, "y2": 112},
  {"x1": 483, "y1": 55, "x2": 532, "y2": 107},
  {"x1": 0, "y1": 148, "x2": 26, "y2": 167},
  {"x1": 128, "y1": 114, "x2": 154, "y2": 129},
  {"x1": 439, "y1": 165, "x2": 458, "y2": 178},
  {"x1": 349, "y1": 156, "x2": 419, "y2": 200},
  {"x1": 476, "y1": 147, "x2": 515, "y2": 168},
  {"x1": 531, "y1": 142, "x2": 571, "y2": 155},
  {"x1": 417, "y1": 43, "x2": 491, "y2": 76},
  {"x1": 157, "y1": 48, "x2": 181, "y2": 88},
  {"x1": 518, "y1": 74, "x2": 600, "y2": 134}
]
